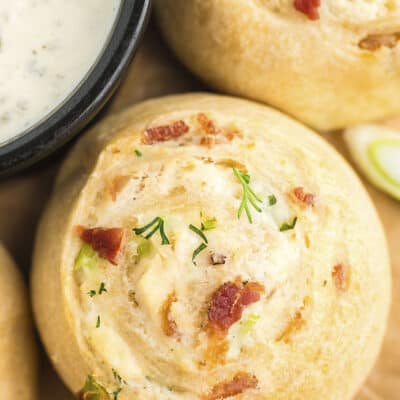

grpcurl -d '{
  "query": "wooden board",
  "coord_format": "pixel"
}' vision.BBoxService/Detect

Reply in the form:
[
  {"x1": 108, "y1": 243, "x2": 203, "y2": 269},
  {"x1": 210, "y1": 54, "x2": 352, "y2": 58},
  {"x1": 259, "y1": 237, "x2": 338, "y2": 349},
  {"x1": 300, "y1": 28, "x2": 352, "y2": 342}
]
[{"x1": 0, "y1": 21, "x2": 398, "y2": 399}]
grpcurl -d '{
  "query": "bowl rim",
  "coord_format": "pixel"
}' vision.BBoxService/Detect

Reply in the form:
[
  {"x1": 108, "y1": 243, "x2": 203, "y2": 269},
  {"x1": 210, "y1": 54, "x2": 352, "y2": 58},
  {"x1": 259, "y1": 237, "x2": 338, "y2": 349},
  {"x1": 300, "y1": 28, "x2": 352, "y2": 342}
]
[{"x1": 0, "y1": 0, "x2": 151, "y2": 177}]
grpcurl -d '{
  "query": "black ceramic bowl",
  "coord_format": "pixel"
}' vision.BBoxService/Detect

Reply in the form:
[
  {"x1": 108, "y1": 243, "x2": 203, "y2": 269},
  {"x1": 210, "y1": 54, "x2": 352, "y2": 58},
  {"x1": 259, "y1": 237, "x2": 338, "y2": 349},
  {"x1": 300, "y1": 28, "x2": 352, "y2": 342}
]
[{"x1": 0, "y1": 0, "x2": 151, "y2": 177}]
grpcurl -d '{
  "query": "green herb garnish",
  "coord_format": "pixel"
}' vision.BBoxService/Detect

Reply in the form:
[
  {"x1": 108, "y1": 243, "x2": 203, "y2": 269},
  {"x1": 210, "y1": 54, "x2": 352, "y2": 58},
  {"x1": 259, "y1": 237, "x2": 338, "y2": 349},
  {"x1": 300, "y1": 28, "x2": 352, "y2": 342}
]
[
  {"x1": 192, "y1": 243, "x2": 207, "y2": 265},
  {"x1": 96, "y1": 315, "x2": 101, "y2": 328},
  {"x1": 134, "y1": 149, "x2": 142, "y2": 157},
  {"x1": 99, "y1": 282, "x2": 107, "y2": 295},
  {"x1": 111, "y1": 369, "x2": 126, "y2": 400},
  {"x1": 189, "y1": 223, "x2": 209, "y2": 265},
  {"x1": 240, "y1": 314, "x2": 260, "y2": 335},
  {"x1": 279, "y1": 217, "x2": 298, "y2": 232},
  {"x1": 136, "y1": 238, "x2": 152, "y2": 257},
  {"x1": 268, "y1": 194, "x2": 277, "y2": 206},
  {"x1": 79, "y1": 375, "x2": 110, "y2": 400},
  {"x1": 200, "y1": 214, "x2": 217, "y2": 231},
  {"x1": 112, "y1": 388, "x2": 122, "y2": 400},
  {"x1": 233, "y1": 168, "x2": 262, "y2": 223},
  {"x1": 112, "y1": 369, "x2": 126, "y2": 385},
  {"x1": 87, "y1": 282, "x2": 107, "y2": 298},
  {"x1": 133, "y1": 217, "x2": 170, "y2": 245},
  {"x1": 74, "y1": 244, "x2": 99, "y2": 271},
  {"x1": 189, "y1": 224, "x2": 208, "y2": 243}
]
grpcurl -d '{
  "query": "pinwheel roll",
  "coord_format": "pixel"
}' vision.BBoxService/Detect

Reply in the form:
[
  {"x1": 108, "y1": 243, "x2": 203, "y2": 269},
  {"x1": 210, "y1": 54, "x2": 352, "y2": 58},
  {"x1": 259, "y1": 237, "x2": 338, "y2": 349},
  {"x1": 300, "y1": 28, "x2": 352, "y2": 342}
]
[
  {"x1": 155, "y1": 0, "x2": 400, "y2": 130},
  {"x1": 33, "y1": 94, "x2": 390, "y2": 399}
]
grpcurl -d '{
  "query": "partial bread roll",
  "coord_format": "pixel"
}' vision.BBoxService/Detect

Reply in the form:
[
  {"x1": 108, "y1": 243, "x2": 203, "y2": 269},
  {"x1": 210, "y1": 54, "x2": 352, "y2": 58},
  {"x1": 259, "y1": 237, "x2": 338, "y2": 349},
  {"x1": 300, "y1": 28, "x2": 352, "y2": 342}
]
[
  {"x1": 32, "y1": 94, "x2": 390, "y2": 399},
  {"x1": 0, "y1": 245, "x2": 37, "y2": 400},
  {"x1": 154, "y1": 0, "x2": 400, "y2": 130}
]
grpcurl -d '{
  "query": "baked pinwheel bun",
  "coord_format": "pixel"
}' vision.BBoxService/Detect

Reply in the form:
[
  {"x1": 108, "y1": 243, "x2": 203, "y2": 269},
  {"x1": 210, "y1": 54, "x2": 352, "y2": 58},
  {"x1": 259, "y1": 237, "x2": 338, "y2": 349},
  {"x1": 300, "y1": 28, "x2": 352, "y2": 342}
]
[
  {"x1": 32, "y1": 94, "x2": 390, "y2": 399},
  {"x1": 154, "y1": 0, "x2": 400, "y2": 131},
  {"x1": 0, "y1": 245, "x2": 37, "y2": 400}
]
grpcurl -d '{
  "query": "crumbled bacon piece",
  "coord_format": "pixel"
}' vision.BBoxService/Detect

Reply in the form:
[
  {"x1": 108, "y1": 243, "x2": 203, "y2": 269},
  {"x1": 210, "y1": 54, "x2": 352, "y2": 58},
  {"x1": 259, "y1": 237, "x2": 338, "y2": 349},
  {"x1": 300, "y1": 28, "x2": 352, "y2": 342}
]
[
  {"x1": 208, "y1": 281, "x2": 263, "y2": 334},
  {"x1": 293, "y1": 187, "x2": 316, "y2": 206},
  {"x1": 197, "y1": 113, "x2": 217, "y2": 134},
  {"x1": 277, "y1": 310, "x2": 305, "y2": 343},
  {"x1": 359, "y1": 32, "x2": 400, "y2": 51},
  {"x1": 75, "y1": 226, "x2": 125, "y2": 265},
  {"x1": 161, "y1": 292, "x2": 179, "y2": 337},
  {"x1": 224, "y1": 130, "x2": 242, "y2": 141},
  {"x1": 205, "y1": 372, "x2": 258, "y2": 400},
  {"x1": 332, "y1": 263, "x2": 350, "y2": 292},
  {"x1": 294, "y1": 0, "x2": 320, "y2": 20},
  {"x1": 143, "y1": 120, "x2": 189, "y2": 144},
  {"x1": 210, "y1": 253, "x2": 227, "y2": 265},
  {"x1": 203, "y1": 337, "x2": 229, "y2": 368},
  {"x1": 200, "y1": 135, "x2": 216, "y2": 147},
  {"x1": 277, "y1": 296, "x2": 310, "y2": 343}
]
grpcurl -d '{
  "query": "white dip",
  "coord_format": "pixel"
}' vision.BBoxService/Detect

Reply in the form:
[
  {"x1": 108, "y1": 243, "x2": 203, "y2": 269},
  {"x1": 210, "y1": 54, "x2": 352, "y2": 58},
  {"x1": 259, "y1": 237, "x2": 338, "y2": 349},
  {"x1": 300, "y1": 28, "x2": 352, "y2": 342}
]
[{"x1": 0, "y1": 0, "x2": 121, "y2": 145}]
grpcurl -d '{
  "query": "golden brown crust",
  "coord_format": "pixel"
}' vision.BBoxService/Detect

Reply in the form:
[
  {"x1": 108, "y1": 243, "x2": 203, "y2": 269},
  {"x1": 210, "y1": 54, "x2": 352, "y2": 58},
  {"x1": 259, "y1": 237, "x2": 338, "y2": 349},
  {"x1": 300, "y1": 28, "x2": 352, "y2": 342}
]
[
  {"x1": 154, "y1": 0, "x2": 400, "y2": 130},
  {"x1": 0, "y1": 245, "x2": 38, "y2": 400}
]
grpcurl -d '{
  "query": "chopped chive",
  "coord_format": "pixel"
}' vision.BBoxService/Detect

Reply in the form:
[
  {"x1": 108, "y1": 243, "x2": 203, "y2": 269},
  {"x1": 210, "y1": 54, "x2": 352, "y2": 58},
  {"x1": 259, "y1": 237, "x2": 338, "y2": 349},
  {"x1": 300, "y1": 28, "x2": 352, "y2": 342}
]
[
  {"x1": 279, "y1": 217, "x2": 298, "y2": 232},
  {"x1": 201, "y1": 217, "x2": 217, "y2": 231},
  {"x1": 87, "y1": 290, "x2": 96, "y2": 297},
  {"x1": 79, "y1": 376, "x2": 109, "y2": 399},
  {"x1": 133, "y1": 217, "x2": 170, "y2": 245},
  {"x1": 192, "y1": 243, "x2": 207, "y2": 265},
  {"x1": 135, "y1": 149, "x2": 142, "y2": 157},
  {"x1": 112, "y1": 388, "x2": 122, "y2": 400},
  {"x1": 189, "y1": 224, "x2": 208, "y2": 243},
  {"x1": 158, "y1": 219, "x2": 170, "y2": 245},
  {"x1": 136, "y1": 239, "x2": 152, "y2": 257},
  {"x1": 96, "y1": 315, "x2": 101, "y2": 328},
  {"x1": 268, "y1": 194, "x2": 277, "y2": 206},
  {"x1": 133, "y1": 217, "x2": 160, "y2": 235},
  {"x1": 99, "y1": 282, "x2": 107, "y2": 295}
]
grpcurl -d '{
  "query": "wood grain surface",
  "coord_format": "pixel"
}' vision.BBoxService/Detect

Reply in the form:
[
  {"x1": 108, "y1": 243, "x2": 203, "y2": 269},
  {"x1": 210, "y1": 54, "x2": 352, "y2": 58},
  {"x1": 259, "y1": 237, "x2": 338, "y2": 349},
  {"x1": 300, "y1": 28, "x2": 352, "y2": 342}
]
[{"x1": 0, "y1": 21, "x2": 397, "y2": 400}]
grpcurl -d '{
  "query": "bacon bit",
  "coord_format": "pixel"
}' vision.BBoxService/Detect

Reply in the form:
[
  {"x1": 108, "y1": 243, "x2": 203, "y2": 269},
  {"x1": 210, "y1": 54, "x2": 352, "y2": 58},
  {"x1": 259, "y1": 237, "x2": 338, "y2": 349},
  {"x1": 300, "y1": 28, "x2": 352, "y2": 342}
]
[
  {"x1": 208, "y1": 281, "x2": 264, "y2": 334},
  {"x1": 108, "y1": 175, "x2": 130, "y2": 201},
  {"x1": 210, "y1": 253, "x2": 227, "y2": 265},
  {"x1": 292, "y1": 187, "x2": 316, "y2": 206},
  {"x1": 75, "y1": 226, "x2": 125, "y2": 265},
  {"x1": 198, "y1": 113, "x2": 217, "y2": 134},
  {"x1": 143, "y1": 120, "x2": 189, "y2": 144},
  {"x1": 161, "y1": 292, "x2": 179, "y2": 337},
  {"x1": 277, "y1": 297, "x2": 310, "y2": 343},
  {"x1": 200, "y1": 135, "x2": 216, "y2": 147},
  {"x1": 359, "y1": 32, "x2": 400, "y2": 51},
  {"x1": 205, "y1": 372, "x2": 258, "y2": 400},
  {"x1": 294, "y1": 0, "x2": 320, "y2": 20},
  {"x1": 202, "y1": 338, "x2": 229, "y2": 369},
  {"x1": 277, "y1": 310, "x2": 305, "y2": 343},
  {"x1": 244, "y1": 281, "x2": 265, "y2": 294},
  {"x1": 332, "y1": 264, "x2": 350, "y2": 292},
  {"x1": 224, "y1": 130, "x2": 242, "y2": 141}
]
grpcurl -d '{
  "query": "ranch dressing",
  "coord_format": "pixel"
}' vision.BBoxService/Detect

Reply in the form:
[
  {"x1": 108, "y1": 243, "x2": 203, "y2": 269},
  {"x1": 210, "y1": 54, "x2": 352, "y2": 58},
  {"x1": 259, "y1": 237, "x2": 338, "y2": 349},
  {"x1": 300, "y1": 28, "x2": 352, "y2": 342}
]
[{"x1": 0, "y1": 0, "x2": 121, "y2": 145}]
